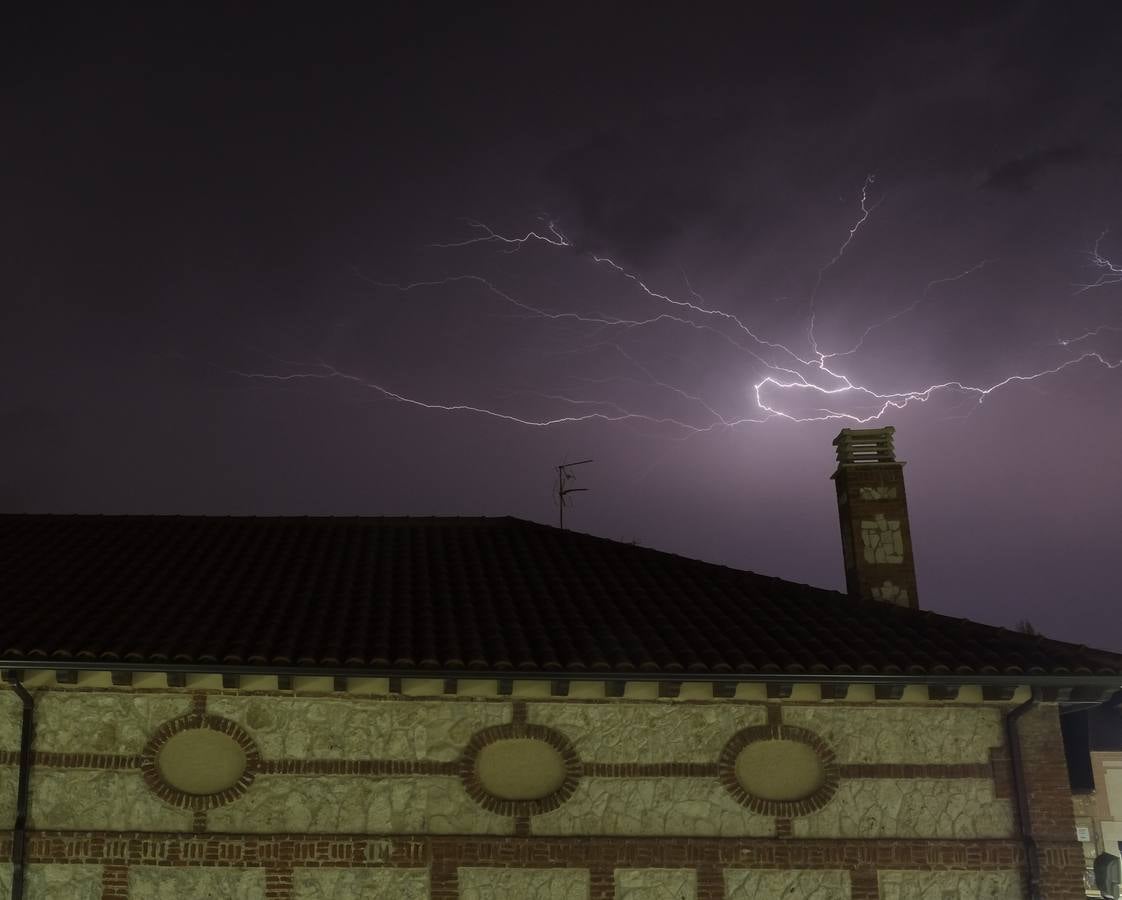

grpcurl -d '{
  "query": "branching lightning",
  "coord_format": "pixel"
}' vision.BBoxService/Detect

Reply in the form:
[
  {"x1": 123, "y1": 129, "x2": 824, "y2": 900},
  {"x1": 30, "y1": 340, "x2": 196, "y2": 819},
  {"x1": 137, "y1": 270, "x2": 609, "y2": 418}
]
[
  {"x1": 820, "y1": 260, "x2": 993, "y2": 362},
  {"x1": 1074, "y1": 228, "x2": 1122, "y2": 294},
  {"x1": 428, "y1": 217, "x2": 570, "y2": 251},
  {"x1": 235, "y1": 362, "x2": 719, "y2": 433},
  {"x1": 236, "y1": 181, "x2": 1122, "y2": 434}
]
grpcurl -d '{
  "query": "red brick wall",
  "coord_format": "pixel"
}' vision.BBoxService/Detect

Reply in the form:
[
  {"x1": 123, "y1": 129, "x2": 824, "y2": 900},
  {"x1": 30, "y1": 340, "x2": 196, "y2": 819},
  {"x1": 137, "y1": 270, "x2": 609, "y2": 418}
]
[{"x1": 1014, "y1": 702, "x2": 1086, "y2": 899}]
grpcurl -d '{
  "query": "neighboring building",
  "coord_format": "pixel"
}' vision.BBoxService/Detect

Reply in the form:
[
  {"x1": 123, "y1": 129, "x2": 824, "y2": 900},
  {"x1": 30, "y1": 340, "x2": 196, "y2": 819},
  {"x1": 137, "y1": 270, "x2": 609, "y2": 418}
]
[
  {"x1": 2, "y1": 427, "x2": 1121, "y2": 900},
  {"x1": 1064, "y1": 691, "x2": 1122, "y2": 884}
]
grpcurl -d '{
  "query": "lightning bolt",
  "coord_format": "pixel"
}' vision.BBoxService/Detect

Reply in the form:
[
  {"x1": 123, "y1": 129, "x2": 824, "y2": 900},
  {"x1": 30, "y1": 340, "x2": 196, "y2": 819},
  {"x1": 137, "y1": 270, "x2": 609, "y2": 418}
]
[
  {"x1": 1074, "y1": 228, "x2": 1122, "y2": 293},
  {"x1": 821, "y1": 259, "x2": 993, "y2": 362},
  {"x1": 234, "y1": 362, "x2": 715, "y2": 435},
  {"x1": 808, "y1": 174, "x2": 878, "y2": 357},
  {"x1": 429, "y1": 217, "x2": 570, "y2": 251},
  {"x1": 235, "y1": 181, "x2": 1122, "y2": 431},
  {"x1": 1058, "y1": 324, "x2": 1122, "y2": 347}
]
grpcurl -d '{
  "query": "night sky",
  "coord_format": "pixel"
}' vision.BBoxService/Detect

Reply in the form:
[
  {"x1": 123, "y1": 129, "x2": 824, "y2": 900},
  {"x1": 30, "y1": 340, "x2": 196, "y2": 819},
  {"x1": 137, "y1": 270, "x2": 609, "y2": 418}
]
[{"x1": 5, "y1": 4, "x2": 1122, "y2": 648}]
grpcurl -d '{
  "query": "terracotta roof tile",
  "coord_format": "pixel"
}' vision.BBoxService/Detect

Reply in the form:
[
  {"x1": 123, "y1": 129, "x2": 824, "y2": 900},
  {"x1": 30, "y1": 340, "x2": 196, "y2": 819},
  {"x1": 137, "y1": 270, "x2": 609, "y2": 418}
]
[{"x1": 1, "y1": 513, "x2": 1120, "y2": 678}]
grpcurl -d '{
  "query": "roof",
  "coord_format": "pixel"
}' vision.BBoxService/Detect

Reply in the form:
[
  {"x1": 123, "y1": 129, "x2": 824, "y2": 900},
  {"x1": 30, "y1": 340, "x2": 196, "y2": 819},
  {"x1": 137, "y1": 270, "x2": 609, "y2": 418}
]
[{"x1": 2, "y1": 514, "x2": 1120, "y2": 680}]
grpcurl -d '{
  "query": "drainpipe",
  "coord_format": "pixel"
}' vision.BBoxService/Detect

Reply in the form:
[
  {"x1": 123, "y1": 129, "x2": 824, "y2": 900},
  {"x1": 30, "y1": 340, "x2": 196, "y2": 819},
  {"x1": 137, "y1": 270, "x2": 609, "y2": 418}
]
[
  {"x1": 1006, "y1": 687, "x2": 1041, "y2": 900},
  {"x1": 9, "y1": 676, "x2": 33, "y2": 900}
]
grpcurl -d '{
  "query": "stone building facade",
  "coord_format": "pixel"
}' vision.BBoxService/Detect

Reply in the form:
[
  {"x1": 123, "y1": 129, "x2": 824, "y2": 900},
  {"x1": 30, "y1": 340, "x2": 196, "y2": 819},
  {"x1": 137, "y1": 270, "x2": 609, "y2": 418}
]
[
  {"x1": 2, "y1": 428, "x2": 1120, "y2": 899},
  {"x1": 0, "y1": 670, "x2": 1109, "y2": 899}
]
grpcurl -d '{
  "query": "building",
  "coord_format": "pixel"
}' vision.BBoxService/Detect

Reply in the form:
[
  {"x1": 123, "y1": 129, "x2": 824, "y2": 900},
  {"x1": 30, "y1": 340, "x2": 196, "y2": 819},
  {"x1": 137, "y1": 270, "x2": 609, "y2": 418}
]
[
  {"x1": 1064, "y1": 691, "x2": 1122, "y2": 884},
  {"x1": 2, "y1": 427, "x2": 1121, "y2": 900}
]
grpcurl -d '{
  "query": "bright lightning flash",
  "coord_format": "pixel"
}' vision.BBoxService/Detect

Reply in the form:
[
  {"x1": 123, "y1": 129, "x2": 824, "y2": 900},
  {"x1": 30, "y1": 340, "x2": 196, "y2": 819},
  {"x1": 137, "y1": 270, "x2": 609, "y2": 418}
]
[{"x1": 236, "y1": 192, "x2": 1122, "y2": 434}]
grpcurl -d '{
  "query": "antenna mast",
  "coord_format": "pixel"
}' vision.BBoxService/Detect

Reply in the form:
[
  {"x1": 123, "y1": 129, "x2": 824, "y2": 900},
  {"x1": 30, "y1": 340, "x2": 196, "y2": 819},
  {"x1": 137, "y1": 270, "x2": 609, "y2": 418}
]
[{"x1": 556, "y1": 459, "x2": 593, "y2": 529}]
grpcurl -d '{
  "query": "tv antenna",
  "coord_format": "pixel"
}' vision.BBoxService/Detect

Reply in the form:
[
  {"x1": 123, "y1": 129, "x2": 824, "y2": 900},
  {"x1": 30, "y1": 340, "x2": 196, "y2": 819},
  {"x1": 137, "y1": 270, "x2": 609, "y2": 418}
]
[{"x1": 556, "y1": 459, "x2": 593, "y2": 529}]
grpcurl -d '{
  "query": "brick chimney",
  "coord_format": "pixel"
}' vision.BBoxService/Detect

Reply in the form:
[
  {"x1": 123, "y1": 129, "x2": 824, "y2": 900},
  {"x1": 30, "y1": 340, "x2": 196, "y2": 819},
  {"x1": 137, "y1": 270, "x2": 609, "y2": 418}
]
[{"x1": 831, "y1": 426, "x2": 919, "y2": 608}]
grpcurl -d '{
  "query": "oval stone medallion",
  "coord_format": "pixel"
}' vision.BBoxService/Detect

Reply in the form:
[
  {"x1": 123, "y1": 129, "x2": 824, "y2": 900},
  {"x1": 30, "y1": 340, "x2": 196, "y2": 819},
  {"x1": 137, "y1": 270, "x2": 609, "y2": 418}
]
[
  {"x1": 476, "y1": 737, "x2": 567, "y2": 800},
  {"x1": 157, "y1": 728, "x2": 248, "y2": 795},
  {"x1": 734, "y1": 738, "x2": 825, "y2": 801}
]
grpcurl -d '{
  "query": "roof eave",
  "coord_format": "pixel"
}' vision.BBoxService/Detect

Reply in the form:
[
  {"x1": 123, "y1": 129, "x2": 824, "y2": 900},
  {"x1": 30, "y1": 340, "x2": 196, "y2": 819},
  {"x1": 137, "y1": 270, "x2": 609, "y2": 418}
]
[{"x1": 3, "y1": 658, "x2": 1120, "y2": 688}]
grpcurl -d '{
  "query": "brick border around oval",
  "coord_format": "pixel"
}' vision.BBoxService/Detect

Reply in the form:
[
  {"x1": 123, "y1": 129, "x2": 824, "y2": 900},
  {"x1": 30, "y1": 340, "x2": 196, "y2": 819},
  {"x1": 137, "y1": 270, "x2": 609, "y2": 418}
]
[
  {"x1": 140, "y1": 713, "x2": 261, "y2": 810},
  {"x1": 718, "y1": 723, "x2": 838, "y2": 817},
  {"x1": 460, "y1": 722, "x2": 581, "y2": 816}
]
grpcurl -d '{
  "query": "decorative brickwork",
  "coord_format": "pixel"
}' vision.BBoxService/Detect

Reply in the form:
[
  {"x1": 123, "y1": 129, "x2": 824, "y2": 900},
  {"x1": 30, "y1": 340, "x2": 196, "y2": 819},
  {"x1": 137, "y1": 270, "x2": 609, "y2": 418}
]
[
  {"x1": 1013, "y1": 703, "x2": 1087, "y2": 899},
  {"x1": 695, "y1": 863, "x2": 723, "y2": 900},
  {"x1": 257, "y1": 759, "x2": 458, "y2": 775},
  {"x1": 1, "y1": 832, "x2": 1033, "y2": 870},
  {"x1": 718, "y1": 724, "x2": 838, "y2": 816},
  {"x1": 587, "y1": 865, "x2": 613, "y2": 900},
  {"x1": 139, "y1": 713, "x2": 260, "y2": 810},
  {"x1": 850, "y1": 868, "x2": 879, "y2": 900},
  {"x1": 831, "y1": 433, "x2": 920, "y2": 609},
  {"x1": 835, "y1": 762, "x2": 993, "y2": 778},
  {"x1": 430, "y1": 861, "x2": 457, "y2": 900},
  {"x1": 0, "y1": 751, "x2": 140, "y2": 769},
  {"x1": 459, "y1": 722, "x2": 580, "y2": 816},
  {"x1": 0, "y1": 685, "x2": 1094, "y2": 898},
  {"x1": 264, "y1": 868, "x2": 293, "y2": 900},
  {"x1": 582, "y1": 762, "x2": 718, "y2": 777},
  {"x1": 100, "y1": 864, "x2": 128, "y2": 900}
]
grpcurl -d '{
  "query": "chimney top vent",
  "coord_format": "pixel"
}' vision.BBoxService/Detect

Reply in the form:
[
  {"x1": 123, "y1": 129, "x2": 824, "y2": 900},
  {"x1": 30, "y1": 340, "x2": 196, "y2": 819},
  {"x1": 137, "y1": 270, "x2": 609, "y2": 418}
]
[{"x1": 833, "y1": 426, "x2": 896, "y2": 465}]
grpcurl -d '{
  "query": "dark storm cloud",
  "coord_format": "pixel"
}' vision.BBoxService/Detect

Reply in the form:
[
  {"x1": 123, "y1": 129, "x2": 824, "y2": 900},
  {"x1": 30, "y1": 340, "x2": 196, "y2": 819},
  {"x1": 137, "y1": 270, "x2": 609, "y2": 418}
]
[
  {"x1": 541, "y1": 123, "x2": 743, "y2": 261},
  {"x1": 4, "y1": 2, "x2": 1122, "y2": 650},
  {"x1": 982, "y1": 143, "x2": 1091, "y2": 191},
  {"x1": 532, "y1": 3, "x2": 1062, "y2": 263}
]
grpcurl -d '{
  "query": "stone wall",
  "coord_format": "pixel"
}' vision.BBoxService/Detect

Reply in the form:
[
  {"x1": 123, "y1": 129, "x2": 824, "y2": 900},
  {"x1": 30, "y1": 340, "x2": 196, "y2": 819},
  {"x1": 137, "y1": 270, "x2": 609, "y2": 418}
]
[
  {"x1": 531, "y1": 776, "x2": 775, "y2": 837},
  {"x1": 459, "y1": 867, "x2": 589, "y2": 900},
  {"x1": 0, "y1": 691, "x2": 19, "y2": 752},
  {"x1": 293, "y1": 867, "x2": 429, "y2": 900},
  {"x1": 0, "y1": 684, "x2": 1083, "y2": 897},
  {"x1": 0, "y1": 690, "x2": 1017, "y2": 839},
  {"x1": 206, "y1": 774, "x2": 510, "y2": 834},
  {"x1": 0, "y1": 690, "x2": 18, "y2": 829},
  {"x1": 127, "y1": 866, "x2": 265, "y2": 899},
  {"x1": 781, "y1": 706, "x2": 1001, "y2": 764},
  {"x1": 0, "y1": 863, "x2": 103, "y2": 900},
  {"x1": 207, "y1": 696, "x2": 508, "y2": 761},
  {"x1": 724, "y1": 869, "x2": 850, "y2": 899},
  {"x1": 877, "y1": 870, "x2": 1021, "y2": 899},
  {"x1": 527, "y1": 701, "x2": 767, "y2": 762},
  {"x1": 615, "y1": 868, "x2": 696, "y2": 900},
  {"x1": 792, "y1": 779, "x2": 1011, "y2": 838}
]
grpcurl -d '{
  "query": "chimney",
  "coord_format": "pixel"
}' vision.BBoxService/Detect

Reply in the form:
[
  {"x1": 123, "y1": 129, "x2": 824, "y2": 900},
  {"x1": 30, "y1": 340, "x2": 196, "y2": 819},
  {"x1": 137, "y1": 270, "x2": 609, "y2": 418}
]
[{"x1": 831, "y1": 426, "x2": 919, "y2": 608}]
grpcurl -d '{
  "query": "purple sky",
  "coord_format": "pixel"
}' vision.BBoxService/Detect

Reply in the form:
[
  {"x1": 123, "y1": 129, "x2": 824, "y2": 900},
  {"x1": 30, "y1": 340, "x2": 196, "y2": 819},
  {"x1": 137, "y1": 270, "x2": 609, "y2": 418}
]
[{"x1": 4, "y1": 4, "x2": 1121, "y2": 648}]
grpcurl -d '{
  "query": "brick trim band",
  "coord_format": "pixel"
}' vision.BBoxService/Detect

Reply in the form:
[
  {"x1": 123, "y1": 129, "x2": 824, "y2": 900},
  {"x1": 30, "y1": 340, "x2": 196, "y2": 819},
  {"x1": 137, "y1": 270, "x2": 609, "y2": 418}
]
[
  {"x1": 0, "y1": 750, "x2": 141, "y2": 769},
  {"x1": 0, "y1": 749, "x2": 1002, "y2": 783},
  {"x1": 836, "y1": 762, "x2": 994, "y2": 779},
  {"x1": 139, "y1": 713, "x2": 261, "y2": 811},
  {"x1": 3, "y1": 831, "x2": 1049, "y2": 870},
  {"x1": 583, "y1": 762, "x2": 719, "y2": 777},
  {"x1": 257, "y1": 759, "x2": 459, "y2": 776},
  {"x1": 718, "y1": 723, "x2": 839, "y2": 817}
]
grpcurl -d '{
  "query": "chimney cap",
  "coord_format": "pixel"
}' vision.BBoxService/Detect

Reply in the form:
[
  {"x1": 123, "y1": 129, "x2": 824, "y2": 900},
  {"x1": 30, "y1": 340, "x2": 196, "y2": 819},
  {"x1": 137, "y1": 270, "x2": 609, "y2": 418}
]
[{"x1": 833, "y1": 426, "x2": 897, "y2": 465}]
